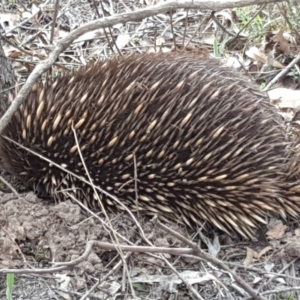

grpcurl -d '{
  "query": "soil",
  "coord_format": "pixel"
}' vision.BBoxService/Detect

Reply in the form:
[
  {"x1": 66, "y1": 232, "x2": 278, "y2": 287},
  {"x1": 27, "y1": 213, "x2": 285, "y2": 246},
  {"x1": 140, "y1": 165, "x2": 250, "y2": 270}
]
[{"x1": 1, "y1": 192, "x2": 300, "y2": 299}]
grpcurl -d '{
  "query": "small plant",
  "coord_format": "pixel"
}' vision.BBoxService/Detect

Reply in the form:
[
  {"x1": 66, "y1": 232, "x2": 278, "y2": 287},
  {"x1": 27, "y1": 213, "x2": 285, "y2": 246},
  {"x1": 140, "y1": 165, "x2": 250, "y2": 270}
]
[
  {"x1": 236, "y1": 3, "x2": 300, "y2": 43},
  {"x1": 6, "y1": 273, "x2": 14, "y2": 300},
  {"x1": 285, "y1": 294, "x2": 296, "y2": 300},
  {"x1": 235, "y1": 7, "x2": 266, "y2": 42},
  {"x1": 213, "y1": 37, "x2": 221, "y2": 57},
  {"x1": 275, "y1": 293, "x2": 296, "y2": 300}
]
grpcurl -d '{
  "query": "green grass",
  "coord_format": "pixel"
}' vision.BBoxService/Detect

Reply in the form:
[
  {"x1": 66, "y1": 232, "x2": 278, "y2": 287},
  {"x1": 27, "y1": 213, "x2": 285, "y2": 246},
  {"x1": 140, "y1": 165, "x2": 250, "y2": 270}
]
[
  {"x1": 275, "y1": 293, "x2": 296, "y2": 300},
  {"x1": 235, "y1": 3, "x2": 300, "y2": 43},
  {"x1": 6, "y1": 273, "x2": 14, "y2": 300}
]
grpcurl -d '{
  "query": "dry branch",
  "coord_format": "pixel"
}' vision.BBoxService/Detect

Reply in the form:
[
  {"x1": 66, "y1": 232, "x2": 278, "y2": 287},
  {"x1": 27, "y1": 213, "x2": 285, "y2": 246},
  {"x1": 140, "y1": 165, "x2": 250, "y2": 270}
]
[{"x1": 154, "y1": 218, "x2": 267, "y2": 300}]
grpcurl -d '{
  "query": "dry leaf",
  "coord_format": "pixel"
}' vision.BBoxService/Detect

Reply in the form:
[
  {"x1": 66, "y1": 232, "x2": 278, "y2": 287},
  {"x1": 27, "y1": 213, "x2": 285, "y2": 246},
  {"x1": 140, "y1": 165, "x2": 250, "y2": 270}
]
[
  {"x1": 115, "y1": 33, "x2": 131, "y2": 50},
  {"x1": 245, "y1": 47, "x2": 267, "y2": 64},
  {"x1": 268, "y1": 88, "x2": 300, "y2": 111},
  {"x1": 244, "y1": 247, "x2": 258, "y2": 266},
  {"x1": 252, "y1": 277, "x2": 262, "y2": 284},
  {"x1": 266, "y1": 50, "x2": 285, "y2": 68},
  {"x1": 74, "y1": 30, "x2": 98, "y2": 45},
  {"x1": 257, "y1": 246, "x2": 273, "y2": 260},
  {"x1": 0, "y1": 13, "x2": 19, "y2": 30},
  {"x1": 246, "y1": 46, "x2": 284, "y2": 68},
  {"x1": 226, "y1": 56, "x2": 242, "y2": 69},
  {"x1": 156, "y1": 36, "x2": 165, "y2": 46},
  {"x1": 202, "y1": 34, "x2": 215, "y2": 45},
  {"x1": 273, "y1": 29, "x2": 290, "y2": 54},
  {"x1": 266, "y1": 221, "x2": 287, "y2": 240},
  {"x1": 215, "y1": 10, "x2": 240, "y2": 34},
  {"x1": 4, "y1": 46, "x2": 22, "y2": 59}
]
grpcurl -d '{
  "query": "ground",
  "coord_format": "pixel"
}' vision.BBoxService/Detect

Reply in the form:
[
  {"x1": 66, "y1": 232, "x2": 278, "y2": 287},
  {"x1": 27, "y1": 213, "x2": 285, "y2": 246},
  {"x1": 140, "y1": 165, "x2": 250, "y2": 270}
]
[{"x1": 1, "y1": 192, "x2": 300, "y2": 299}]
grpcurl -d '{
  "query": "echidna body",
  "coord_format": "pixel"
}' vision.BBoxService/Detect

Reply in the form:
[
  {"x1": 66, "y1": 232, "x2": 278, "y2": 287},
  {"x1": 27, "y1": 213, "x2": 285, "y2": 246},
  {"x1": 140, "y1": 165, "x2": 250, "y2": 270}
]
[{"x1": 0, "y1": 52, "x2": 299, "y2": 237}]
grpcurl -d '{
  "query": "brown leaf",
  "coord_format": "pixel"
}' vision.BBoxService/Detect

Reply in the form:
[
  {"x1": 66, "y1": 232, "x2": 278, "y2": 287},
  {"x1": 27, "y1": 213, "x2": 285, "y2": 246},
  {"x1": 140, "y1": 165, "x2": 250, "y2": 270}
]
[
  {"x1": 266, "y1": 221, "x2": 287, "y2": 240},
  {"x1": 257, "y1": 246, "x2": 273, "y2": 260},
  {"x1": 244, "y1": 247, "x2": 257, "y2": 266},
  {"x1": 273, "y1": 29, "x2": 290, "y2": 54}
]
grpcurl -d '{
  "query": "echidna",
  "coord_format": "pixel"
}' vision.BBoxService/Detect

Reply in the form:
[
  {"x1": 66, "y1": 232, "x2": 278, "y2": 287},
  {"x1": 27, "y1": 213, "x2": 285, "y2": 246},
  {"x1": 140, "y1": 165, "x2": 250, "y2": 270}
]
[{"x1": 0, "y1": 52, "x2": 299, "y2": 237}]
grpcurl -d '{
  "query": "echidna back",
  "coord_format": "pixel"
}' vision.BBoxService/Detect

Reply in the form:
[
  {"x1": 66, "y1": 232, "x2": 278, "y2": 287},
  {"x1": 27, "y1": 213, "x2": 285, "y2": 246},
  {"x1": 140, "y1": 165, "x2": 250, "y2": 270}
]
[{"x1": 0, "y1": 52, "x2": 297, "y2": 237}]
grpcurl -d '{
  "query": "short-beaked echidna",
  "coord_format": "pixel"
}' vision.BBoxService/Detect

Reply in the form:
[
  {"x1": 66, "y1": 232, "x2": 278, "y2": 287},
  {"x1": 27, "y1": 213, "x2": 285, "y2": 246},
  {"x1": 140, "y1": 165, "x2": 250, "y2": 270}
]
[{"x1": 0, "y1": 52, "x2": 299, "y2": 237}]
